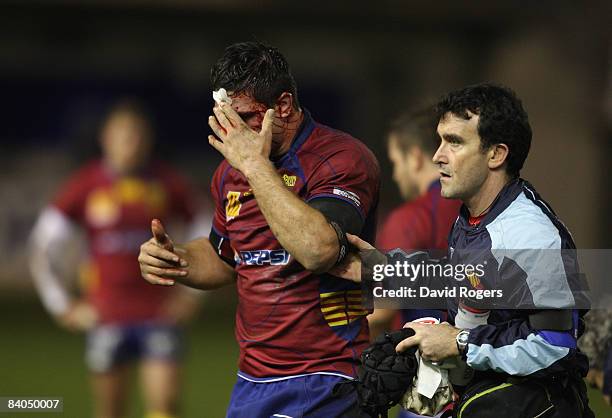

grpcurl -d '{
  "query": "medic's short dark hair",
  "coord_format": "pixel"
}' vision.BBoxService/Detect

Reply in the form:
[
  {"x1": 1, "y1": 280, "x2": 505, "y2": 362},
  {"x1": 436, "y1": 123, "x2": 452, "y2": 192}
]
[{"x1": 435, "y1": 83, "x2": 532, "y2": 178}]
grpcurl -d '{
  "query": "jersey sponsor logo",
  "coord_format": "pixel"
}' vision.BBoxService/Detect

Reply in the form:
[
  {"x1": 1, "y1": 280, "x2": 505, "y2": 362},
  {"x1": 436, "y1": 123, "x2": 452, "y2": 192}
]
[
  {"x1": 226, "y1": 191, "x2": 242, "y2": 220},
  {"x1": 332, "y1": 188, "x2": 361, "y2": 207},
  {"x1": 282, "y1": 174, "x2": 297, "y2": 187},
  {"x1": 116, "y1": 178, "x2": 166, "y2": 210},
  {"x1": 238, "y1": 249, "x2": 290, "y2": 266},
  {"x1": 85, "y1": 180, "x2": 168, "y2": 227},
  {"x1": 93, "y1": 229, "x2": 151, "y2": 254},
  {"x1": 86, "y1": 188, "x2": 120, "y2": 227},
  {"x1": 320, "y1": 289, "x2": 368, "y2": 327},
  {"x1": 79, "y1": 260, "x2": 100, "y2": 292}
]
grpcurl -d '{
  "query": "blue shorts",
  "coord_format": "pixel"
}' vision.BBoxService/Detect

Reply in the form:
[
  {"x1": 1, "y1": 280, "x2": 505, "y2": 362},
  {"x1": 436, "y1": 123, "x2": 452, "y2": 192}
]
[
  {"x1": 85, "y1": 322, "x2": 183, "y2": 373},
  {"x1": 226, "y1": 372, "x2": 360, "y2": 418}
]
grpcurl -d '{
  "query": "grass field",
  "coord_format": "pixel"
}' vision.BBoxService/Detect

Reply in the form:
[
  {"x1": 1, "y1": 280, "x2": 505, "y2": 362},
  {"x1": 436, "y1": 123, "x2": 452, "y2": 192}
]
[
  {"x1": 0, "y1": 291, "x2": 240, "y2": 418},
  {"x1": 1, "y1": 292, "x2": 609, "y2": 418}
]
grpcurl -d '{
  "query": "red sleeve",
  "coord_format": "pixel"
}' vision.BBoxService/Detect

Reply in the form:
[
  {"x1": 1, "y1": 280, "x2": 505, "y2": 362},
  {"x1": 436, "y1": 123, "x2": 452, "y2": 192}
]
[
  {"x1": 376, "y1": 205, "x2": 429, "y2": 251},
  {"x1": 159, "y1": 165, "x2": 197, "y2": 223},
  {"x1": 51, "y1": 165, "x2": 93, "y2": 222},
  {"x1": 305, "y1": 140, "x2": 380, "y2": 220},
  {"x1": 209, "y1": 162, "x2": 234, "y2": 261}
]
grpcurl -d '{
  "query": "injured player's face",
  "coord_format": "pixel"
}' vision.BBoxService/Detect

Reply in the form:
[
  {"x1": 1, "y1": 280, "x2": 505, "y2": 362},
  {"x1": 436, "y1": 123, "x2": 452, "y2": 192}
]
[
  {"x1": 224, "y1": 92, "x2": 269, "y2": 133},
  {"x1": 223, "y1": 91, "x2": 296, "y2": 157},
  {"x1": 433, "y1": 111, "x2": 490, "y2": 201}
]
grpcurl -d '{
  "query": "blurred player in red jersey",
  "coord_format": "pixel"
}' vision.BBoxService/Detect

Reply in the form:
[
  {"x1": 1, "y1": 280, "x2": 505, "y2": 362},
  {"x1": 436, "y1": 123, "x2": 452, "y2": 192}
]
[
  {"x1": 138, "y1": 41, "x2": 380, "y2": 417},
  {"x1": 369, "y1": 107, "x2": 461, "y2": 340},
  {"x1": 30, "y1": 101, "x2": 202, "y2": 418},
  {"x1": 368, "y1": 107, "x2": 461, "y2": 418}
]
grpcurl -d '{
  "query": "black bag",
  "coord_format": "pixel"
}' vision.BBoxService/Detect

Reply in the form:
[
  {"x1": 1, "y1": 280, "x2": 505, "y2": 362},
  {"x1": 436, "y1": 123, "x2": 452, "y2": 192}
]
[
  {"x1": 454, "y1": 377, "x2": 555, "y2": 418},
  {"x1": 454, "y1": 373, "x2": 595, "y2": 418}
]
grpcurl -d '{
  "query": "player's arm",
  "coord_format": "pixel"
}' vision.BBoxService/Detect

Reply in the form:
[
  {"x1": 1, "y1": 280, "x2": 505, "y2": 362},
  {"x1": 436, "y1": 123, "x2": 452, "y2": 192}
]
[
  {"x1": 207, "y1": 105, "x2": 343, "y2": 274},
  {"x1": 240, "y1": 160, "x2": 340, "y2": 273},
  {"x1": 138, "y1": 219, "x2": 236, "y2": 290},
  {"x1": 29, "y1": 206, "x2": 97, "y2": 331},
  {"x1": 365, "y1": 206, "x2": 433, "y2": 340},
  {"x1": 368, "y1": 309, "x2": 397, "y2": 341},
  {"x1": 332, "y1": 234, "x2": 447, "y2": 288}
]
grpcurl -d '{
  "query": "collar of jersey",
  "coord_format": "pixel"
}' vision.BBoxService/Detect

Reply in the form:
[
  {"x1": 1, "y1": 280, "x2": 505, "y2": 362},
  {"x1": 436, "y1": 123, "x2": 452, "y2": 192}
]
[{"x1": 457, "y1": 177, "x2": 524, "y2": 233}]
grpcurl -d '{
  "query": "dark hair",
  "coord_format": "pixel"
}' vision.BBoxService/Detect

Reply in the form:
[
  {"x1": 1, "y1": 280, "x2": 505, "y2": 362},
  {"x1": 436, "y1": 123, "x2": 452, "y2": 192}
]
[
  {"x1": 102, "y1": 99, "x2": 153, "y2": 135},
  {"x1": 388, "y1": 105, "x2": 440, "y2": 156},
  {"x1": 435, "y1": 83, "x2": 532, "y2": 177},
  {"x1": 210, "y1": 41, "x2": 299, "y2": 109}
]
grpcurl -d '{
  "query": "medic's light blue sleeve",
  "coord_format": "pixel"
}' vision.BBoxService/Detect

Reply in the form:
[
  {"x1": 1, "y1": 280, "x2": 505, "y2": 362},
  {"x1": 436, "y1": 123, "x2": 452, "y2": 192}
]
[{"x1": 466, "y1": 316, "x2": 578, "y2": 376}]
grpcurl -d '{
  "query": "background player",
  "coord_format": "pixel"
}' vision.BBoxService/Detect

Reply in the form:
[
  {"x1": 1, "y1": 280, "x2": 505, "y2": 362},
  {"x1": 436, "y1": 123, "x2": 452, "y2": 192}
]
[
  {"x1": 138, "y1": 41, "x2": 380, "y2": 417},
  {"x1": 368, "y1": 107, "x2": 461, "y2": 418},
  {"x1": 369, "y1": 107, "x2": 461, "y2": 340},
  {"x1": 30, "y1": 101, "x2": 202, "y2": 418}
]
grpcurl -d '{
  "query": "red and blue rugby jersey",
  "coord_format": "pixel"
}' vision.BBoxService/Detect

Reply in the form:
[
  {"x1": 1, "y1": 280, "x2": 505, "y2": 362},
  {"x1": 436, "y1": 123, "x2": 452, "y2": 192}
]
[
  {"x1": 377, "y1": 181, "x2": 461, "y2": 252},
  {"x1": 52, "y1": 160, "x2": 196, "y2": 324},
  {"x1": 210, "y1": 111, "x2": 380, "y2": 378},
  {"x1": 377, "y1": 181, "x2": 460, "y2": 325}
]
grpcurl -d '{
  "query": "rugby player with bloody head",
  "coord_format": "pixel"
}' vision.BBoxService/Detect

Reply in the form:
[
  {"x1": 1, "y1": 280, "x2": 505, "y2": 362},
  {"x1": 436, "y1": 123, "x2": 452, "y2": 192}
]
[{"x1": 138, "y1": 41, "x2": 380, "y2": 417}]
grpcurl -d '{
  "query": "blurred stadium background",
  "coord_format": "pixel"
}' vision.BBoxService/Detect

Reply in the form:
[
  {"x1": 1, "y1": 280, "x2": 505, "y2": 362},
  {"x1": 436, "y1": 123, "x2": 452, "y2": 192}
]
[{"x1": 0, "y1": 1, "x2": 610, "y2": 417}]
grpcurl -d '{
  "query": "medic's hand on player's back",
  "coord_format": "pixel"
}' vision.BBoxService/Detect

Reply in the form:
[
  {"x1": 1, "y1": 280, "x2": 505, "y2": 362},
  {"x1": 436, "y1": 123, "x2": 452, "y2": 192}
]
[
  {"x1": 329, "y1": 234, "x2": 376, "y2": 283},
  {"x1": 207, "y1": 103, "x2": 275, "y2": 174},
  {"x1": 138, "y1": 219, "x2": 189, "y2": 286}
]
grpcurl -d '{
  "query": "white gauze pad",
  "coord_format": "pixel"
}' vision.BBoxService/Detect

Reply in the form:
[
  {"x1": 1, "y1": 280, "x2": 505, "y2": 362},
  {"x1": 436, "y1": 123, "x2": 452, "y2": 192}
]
[{"x1": 213, "y1": 88, "x2": 232, "y2": 106}]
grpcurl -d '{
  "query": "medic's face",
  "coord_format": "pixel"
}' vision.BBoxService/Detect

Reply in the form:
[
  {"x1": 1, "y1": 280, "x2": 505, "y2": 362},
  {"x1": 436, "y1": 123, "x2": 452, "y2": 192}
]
[{"x1": 432, "y1": 112, "x2": 490, "y2": 201}]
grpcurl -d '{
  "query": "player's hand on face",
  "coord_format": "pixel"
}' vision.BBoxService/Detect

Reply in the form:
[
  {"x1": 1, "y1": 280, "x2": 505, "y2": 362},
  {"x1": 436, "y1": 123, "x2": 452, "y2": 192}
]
[
  {"x1": 57, "y1": 300, "x2": 98, "y2": 332},
  {"x1": 396, "y1": 322, "x2": 461, "y2": 362},
  {"x1": 208, "y1": 104, "x2": 275, "y2": 174},
  {"x1": 138, "y1": 219, "x2": 189, "y2": 286}
]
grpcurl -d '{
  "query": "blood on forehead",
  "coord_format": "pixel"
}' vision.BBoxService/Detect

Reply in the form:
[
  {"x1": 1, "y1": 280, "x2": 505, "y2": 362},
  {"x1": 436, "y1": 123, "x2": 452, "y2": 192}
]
[
  {"x1": 227, "y1": 91, "x2": 268, "y2": 113},
  {"x1": 225, "y1": 91, "x2": 268, "y2": 129}
]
